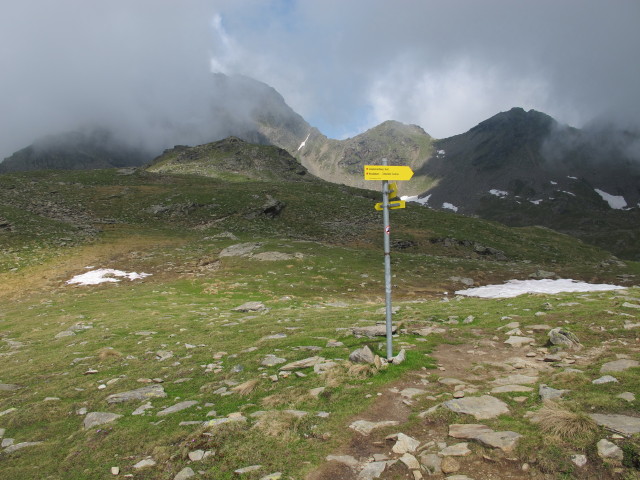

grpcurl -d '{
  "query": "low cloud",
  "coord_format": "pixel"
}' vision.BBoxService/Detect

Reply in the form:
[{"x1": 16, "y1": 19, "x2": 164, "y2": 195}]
[{"x1": 1, "y1": 1, "x2": 638, "y2": 159}]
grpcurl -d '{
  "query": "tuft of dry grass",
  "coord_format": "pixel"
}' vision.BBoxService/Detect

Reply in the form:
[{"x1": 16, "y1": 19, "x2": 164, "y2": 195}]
[
  {"x1": 98, "y1": 347, "x2": 122, "y2": 360},
  {"x1": 251, "y1": 411, "x2": 299, "y2": 441},
  {"x1": 347, "y1": 363, "x2": 376, "y2": 379},
  {"x1": 261, "y1": 387, "x2": 311, "y2": 408},
  {"x1": 536, "y1": 401, "x2": 598, "y2": 441},
  {"x1": 232, "y1": 379, "x2": 260, "y2": 396}
]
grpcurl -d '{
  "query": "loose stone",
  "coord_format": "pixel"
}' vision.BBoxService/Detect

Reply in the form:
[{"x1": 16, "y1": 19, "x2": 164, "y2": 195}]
[
  {"x1": 133, "y1": 458, "x2": 156, "y2": 469},
  {"x1": 106, "y1": 385, "x2": 166, "y2": 403},
  {"x1": 443, "y1": 395, "x2": 509, "y2": 420},
  {"x1": 592, "y1": 375, "x2": 618, "y2": 385},
  {"x1": 590, "y1": 414, "x2": 640, "y2": 436},
  {"x1": 349, "y1": 419, "x2": 399, "y2": 435},
  {"x1": 600, "y1": 359, "x2": 639, "y2": 373},
  {"x1": 597, "y1": 439, "x2": 623, "y2": 461},
  {"x1": 84, "y1": 412, "x2": 123, "y2": 429},
  {"x1": 157, "y1": 400, "x2": 198, "y2": 416},
  {"x1": 174, "y1": 467, "x2": 195, "y2": 480}
]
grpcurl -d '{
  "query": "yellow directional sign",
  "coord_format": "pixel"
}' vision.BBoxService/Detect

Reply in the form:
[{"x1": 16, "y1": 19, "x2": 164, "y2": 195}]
[
  {"x1": 375, "y1": 200, "x2": 406, "y2": 211},
  {"x1": 388, "y1": 182, "x2": 398, "y2": 199},
  {"x1": 364, "y1": 165, "x2": 414, "y2": 181}
]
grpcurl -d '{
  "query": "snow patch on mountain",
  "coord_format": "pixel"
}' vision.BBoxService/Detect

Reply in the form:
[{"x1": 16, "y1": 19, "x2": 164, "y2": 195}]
[
  {"x1": 297, "y1": 133, "x2": 311, "y2": 151},
  {"x1": 595, "y1": 189, "x2": 627, "y2": 210},
  {"x1": 489, "y1": 189, "x2": 508, "y2": 197},
  {"x1": 442, "y1": 202, "x2": 458, "y2": 212},
  {"x1": 402, "y1": 194, "x2": 431, "y2": 206}
]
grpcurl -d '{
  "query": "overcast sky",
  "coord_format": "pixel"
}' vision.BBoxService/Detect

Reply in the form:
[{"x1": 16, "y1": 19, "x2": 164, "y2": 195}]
[{"x1": 1, "y1": 0, "x2": 639, "y2": 159}]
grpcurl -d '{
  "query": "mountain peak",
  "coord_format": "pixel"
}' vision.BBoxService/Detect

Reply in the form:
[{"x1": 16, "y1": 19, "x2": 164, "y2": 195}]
[{"x1": 470, "y1": 107, "x2": 556, "y2": 137}]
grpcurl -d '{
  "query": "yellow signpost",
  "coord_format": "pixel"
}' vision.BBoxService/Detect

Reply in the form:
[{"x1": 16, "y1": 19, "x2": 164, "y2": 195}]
[
  {"x1": 364, "y1": 165, "x2": 414, "y2": 181},
  {"x1": 364, "y1": 160, "x2": 414, "y2": 360},
  {"x1": 374, "y1": 200, "x2": 406, "y2": 211}
]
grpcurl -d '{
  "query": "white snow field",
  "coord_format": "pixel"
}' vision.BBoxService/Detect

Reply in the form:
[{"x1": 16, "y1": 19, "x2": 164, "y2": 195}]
[
  {"x1": 66, "y1": 269, "x2": 152, "y2": 285},
  {"x1": 456, "y1": 278, "x2": 625, "y2": 299}
]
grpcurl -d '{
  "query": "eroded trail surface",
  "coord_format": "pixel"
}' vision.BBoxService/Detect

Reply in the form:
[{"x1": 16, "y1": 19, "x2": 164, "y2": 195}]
[{"x1": 307, "y1": 330, "x2": 622, "y2": 480}]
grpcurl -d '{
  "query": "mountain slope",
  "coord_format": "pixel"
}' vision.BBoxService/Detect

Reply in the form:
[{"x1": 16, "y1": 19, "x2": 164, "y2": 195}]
[
  {"x1": 146, "y1": 136, "x2": 314, "y2": 182},
  {"x1": 418, "y1": 107, "x2": 640, "y2": 212},
  {"x1": 294, "y1": 120, "x2": 437, "y2": 196},
  {"x1": 0, "y1": 129, "x2": 150, "y2": 173}
]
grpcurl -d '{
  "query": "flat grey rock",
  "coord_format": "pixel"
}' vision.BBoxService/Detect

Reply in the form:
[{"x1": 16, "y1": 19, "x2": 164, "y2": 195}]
[
  {"x1": 84, "y1": 412, "x2": 123, "y2": 429},
  {"x1": 280, "y1": 356, "x2": 324, "y2": 371},
  {"x1": 233, "y1": 301, "x2": 267, "y2": 312},
  {"x1": 106, "y1": 384, "x2": 166, "y2": 404},
  {"x1": 349, "y1": 419, "x2": 399, "y2": 435},
  {"x1": 590, "y1": 413, "x2": 640, "y2": 436},
  {"x1": 491, "y1": 374, "x2": 538, "y2": 386},
  {"x1": 3, "y1": 441, "x2": 42, "y2": 454},
  {"x1": 448, "y1": 424, "x2": 521, "y2": 453},
  {"x1": 0, "y1": 384, "x2": 21, "y2": 391},
  {"x1": 539, "y1": 384, "x2": 569, "y2": 400},
  {"x1": 600, "y1": 359, "x2": 639, "y2": 373},
  {"x1": 352, "y1": 325, "x2": 396, "y2": 338},
  {"x1": 133, "y1": 458, "x2": 156, "y2": 469},
  {"x1": 234, "y1": 465, "x2": 262, "y2": 474},
  {"x1": 357, "y1": 461, "x2": 387, "y2": 480},
  {"x1": 617, "y1": 392, "x2": 635, "y2": 402},
  {"x1": 592, "y1": 375, "x2": 618, "y2": 385},
  {"x1": 157, "y1": 400, "x2": 198, "y2": 416},
  {"x1": 443, "y1": 395, "x2": 509, "y2": 420},
  {"x1": 174, "y1": 467, "x2": 195, "y2": 480},
  {"x1": 399, "y1": 453, "x2": 420, "y2": 469},
  {"x1": 504, "y1": 336, "x2": 535, "y2": 347},
  {"x1": 391, "y1": 433, "x2": 420, "y2": 454},
  {"x1": 439, "y1": 442, "x2": 471, "y2": 456},
  {"x1": 491, "y1": 384, "x2": 533, "y2": 393},
  {"x1": 219, "y1": 242, "x2": 261, "y2": 258},
  {"x1": 474, "y1": 431, "x2": 522, "y2": 453},
  {"x1": 261, "y1": 355, "x2": 286, "y2": 366}
]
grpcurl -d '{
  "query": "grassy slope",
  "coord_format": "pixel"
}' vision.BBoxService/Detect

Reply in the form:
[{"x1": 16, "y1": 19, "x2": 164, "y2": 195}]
[{"x1": 1, "y1": 168, "x2": 639, "y2": 479}]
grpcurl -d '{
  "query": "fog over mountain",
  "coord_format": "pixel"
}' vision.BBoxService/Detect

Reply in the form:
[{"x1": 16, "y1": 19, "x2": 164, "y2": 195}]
[{"x1": 1, "y1": 1, "x2": 639, "y2": 161}]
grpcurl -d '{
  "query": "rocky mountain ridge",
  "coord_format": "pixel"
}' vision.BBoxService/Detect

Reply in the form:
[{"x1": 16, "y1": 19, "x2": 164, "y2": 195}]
[{"x1": 2, "y1": 74, "x2": 639, "y2": 258}]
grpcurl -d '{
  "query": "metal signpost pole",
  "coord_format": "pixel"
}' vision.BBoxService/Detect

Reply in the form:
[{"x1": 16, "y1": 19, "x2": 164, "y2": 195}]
[
  {"x1": 381, "y1": 158, "x2": 393, "y2": 361},
  {"x1": 363, "y1": 161, "x2": 412, "y2": 362}
]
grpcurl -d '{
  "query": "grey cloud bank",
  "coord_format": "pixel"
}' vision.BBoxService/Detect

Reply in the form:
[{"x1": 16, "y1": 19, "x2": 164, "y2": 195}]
[{"x1": 1, "y1": 0, "x2": 639, "y2": 160}]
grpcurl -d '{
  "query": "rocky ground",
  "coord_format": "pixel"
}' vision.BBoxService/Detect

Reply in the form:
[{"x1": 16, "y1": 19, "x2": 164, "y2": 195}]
[{"x1": 307, "y1": 317, "x2": 640, "y2": 480}]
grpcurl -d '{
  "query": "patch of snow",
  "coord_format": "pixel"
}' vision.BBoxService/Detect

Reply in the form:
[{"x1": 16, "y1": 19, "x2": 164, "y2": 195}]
[
  {"x1": 67, "y1": 269, "x2": 152, "y2": 286},
  {"x1": 567, "y1": 176, "x2": 578, "y2": 180},
  {"x1": 402, "y1": 194, "x2": 431, "y2": 206},
  {"x1": 442, "y1": 202, "x2": 458, "y2": 212},
  {"x1": 594, "y1": 189, "x2": 627, "y2": 210},
  {"x1": 530, "y1": 199, "x2": 543, "y2": 205},
  {"x1": 550, "y1": 181, "x2": 558, "y2": 185},
  {"x1": 489, "y1": 189, "x2": 508, "y2": 198},
  {"x1": 297, "y1": 133, "x2": 311, "y2": 151},
  {"x1": 561, "y1": 191, "x2": 576, "y2": 197},
  {"x1": 436, "y1": 149, "x2": 445, "y2": 156},
  {"x1": 455, "y1": 279, "x2": 625, "y2": 299}
]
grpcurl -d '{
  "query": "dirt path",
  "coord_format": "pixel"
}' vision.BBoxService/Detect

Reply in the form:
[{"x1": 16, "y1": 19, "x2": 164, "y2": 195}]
[{"x1": 306, "y1": 333, "x2": 561, "y2": 480}]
